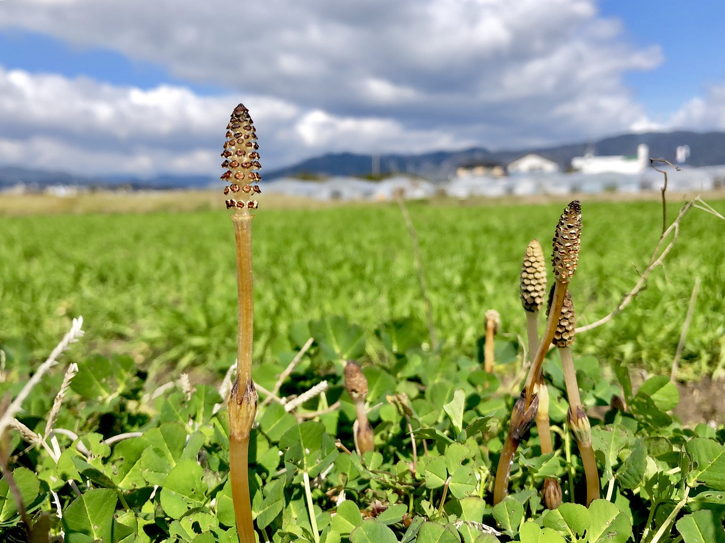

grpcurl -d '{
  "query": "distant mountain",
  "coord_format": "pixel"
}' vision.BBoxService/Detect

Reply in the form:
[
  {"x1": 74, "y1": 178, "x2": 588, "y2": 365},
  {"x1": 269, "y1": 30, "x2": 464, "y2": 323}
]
[
  {"x1": 266, "y1": 130, "x2": 725, "y2": 180},
  {"x1": 0, "y1": 166, "x2": 215, "y2": 191},
  {"x1": 3, "y1": 130, "x2": 725, "y2": 190}
]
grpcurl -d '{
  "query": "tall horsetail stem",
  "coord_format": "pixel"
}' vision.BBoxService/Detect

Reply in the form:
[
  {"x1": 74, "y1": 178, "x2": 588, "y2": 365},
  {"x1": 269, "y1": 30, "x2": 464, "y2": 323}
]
[
  {"x1": 224, "y1": 103, "x2": 262, "y2": 543},
  {"x1": 549, "y1": 288, "x2": 600, "y2": 505},
  {"x1": 494, "y1": 201, "x2": 581, "y2": 505}
]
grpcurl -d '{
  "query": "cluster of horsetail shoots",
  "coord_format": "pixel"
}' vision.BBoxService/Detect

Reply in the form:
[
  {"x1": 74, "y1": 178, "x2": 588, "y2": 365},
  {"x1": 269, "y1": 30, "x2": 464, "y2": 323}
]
[
  {"x1": 224, "y1": 104, "x2": 261, "y2": 543},
  {"x1": 548, "y1": 288, "x2": 600, "y2": 505},
  {"x1": 494, "y1": 201, "x2": 582, "y2": 505},
  {"x1": 484, "y1": 309, "x2": 500, "y2": 373},
  {"x1": 345, "y1": 361, "x2": 375, "y2": 454}
]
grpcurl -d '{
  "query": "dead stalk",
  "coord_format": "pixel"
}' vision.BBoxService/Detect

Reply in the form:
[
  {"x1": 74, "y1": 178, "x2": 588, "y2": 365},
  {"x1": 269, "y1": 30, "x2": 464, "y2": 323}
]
[
  {"x1": 484, "y1": 310, "x2": 500, "y2": 373},
  {"x1": 395, "y1": 193, "x2": 438, "y2": 350},
  {"x1": 650, "y1": 158, "x2": 680, "y2": 236},
  {"x1": 671, "y1": 277, "x2": 701, "y2": 382},
  {"x1": 261, "y1": 337, "x2": 314, "y2": 408}
]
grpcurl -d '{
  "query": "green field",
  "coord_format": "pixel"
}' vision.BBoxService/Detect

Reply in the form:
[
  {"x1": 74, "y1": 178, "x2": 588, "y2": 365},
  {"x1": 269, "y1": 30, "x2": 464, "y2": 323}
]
[{"x1": 1, "y1": 198, "x2": 724, "y2": 380}]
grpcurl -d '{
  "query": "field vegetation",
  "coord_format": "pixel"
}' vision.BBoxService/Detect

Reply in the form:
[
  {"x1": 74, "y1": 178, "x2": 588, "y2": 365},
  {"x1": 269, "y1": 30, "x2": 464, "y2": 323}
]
[
  {"x1": 1, "y1": 198, "x2": 723, "y2": 380},
  {"x1": 2, "y1": 183, "x2": 725, "y2": 543}
]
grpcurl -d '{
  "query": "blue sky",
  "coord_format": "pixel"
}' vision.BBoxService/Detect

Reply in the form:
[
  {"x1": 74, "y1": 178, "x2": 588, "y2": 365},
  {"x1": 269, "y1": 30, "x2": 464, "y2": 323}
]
[
  {"x1": 600, "y1": 0, "x2": 725, "y2": 119},
  {"x1": 0, "y1": 0, "x2": 723, "y2": 176}
]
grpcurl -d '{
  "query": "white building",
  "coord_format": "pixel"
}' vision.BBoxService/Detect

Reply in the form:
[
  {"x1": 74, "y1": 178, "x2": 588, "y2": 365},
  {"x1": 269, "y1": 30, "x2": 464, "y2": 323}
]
[
  {"x1": 507, "y1": 154, "x2": 560, "y2": 174},
  {"x1": 571, "y1": 144, "x2": 649, "y2": 174}
]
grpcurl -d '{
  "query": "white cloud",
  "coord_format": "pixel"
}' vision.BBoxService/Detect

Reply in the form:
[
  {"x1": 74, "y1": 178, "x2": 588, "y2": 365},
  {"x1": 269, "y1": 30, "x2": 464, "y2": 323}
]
[
  {"x1": 0, "y1": 0, "x2": 668, "y2": 174},
  {"x1": 670, "y1": 84, "x2": 725, "y2": 131},
  {"x1": 0, "y1": 65, "x2": 470, "y2": 175},
  {"x1": 293, "y1": 109, "x2": 469, "y2": 153}
]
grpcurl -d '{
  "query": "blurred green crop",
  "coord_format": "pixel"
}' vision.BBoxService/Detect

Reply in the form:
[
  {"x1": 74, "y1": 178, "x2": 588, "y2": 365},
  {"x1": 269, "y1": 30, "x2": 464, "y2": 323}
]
[{"x1": 1, "y1": 199, "x2": 723, "y2": 380}]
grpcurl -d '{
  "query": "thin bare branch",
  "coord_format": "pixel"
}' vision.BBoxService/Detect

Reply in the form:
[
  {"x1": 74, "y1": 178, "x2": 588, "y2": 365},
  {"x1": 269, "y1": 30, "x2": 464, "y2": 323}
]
[
  {"x1": 104, "y1": 432, "x2": 144, "y2": 446},
  {"x1": 261, "y1": 337, "x2": 314, "y2": 408},
  {"x1": 297, "y1": 401, "x2": 342, "y2": 419},
  {"x1": 0, "y1": 317, "x2": 84, "y2": 438},
  {"x1": 284, "y1": 381, "x2": 329, "y2": 412},
  {"x1": 671, "y1": 277, "x2": 701, "y2": 382},
  {"x1": 576, "y1": 202, "x2": 694, "y2": 334},
  {"x1": 255, "y1": 383, "x2": 284, "y2": 405}
]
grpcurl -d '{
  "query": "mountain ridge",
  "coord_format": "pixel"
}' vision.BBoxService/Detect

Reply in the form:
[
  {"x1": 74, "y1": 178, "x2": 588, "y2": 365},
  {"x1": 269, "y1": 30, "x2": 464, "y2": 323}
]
[{"x1": 2, "y1": 130, "x2": 725, "y2": 189}]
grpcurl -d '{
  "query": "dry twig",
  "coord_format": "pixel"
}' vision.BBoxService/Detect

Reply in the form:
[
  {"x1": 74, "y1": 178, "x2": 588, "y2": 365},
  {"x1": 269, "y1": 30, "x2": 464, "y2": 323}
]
[
  {"x1": 395, "y1": 193, "x2": 438, "y2": 350},
  {"x1": 284, "y1": 381, "x2": 329, "y2": 413}
]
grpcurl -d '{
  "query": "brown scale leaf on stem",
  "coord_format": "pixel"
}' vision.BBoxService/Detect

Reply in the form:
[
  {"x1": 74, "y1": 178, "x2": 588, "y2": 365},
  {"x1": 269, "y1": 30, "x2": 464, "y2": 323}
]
[
  {"x1": 228, "y1": 379, "x2": 258, "y2": 442},
  {"x1": 520, "y1": 239, "x2": 547, "y2": 313},
  {"x1": 509, "y1": 390, "x2": 540, "y2": 442}
]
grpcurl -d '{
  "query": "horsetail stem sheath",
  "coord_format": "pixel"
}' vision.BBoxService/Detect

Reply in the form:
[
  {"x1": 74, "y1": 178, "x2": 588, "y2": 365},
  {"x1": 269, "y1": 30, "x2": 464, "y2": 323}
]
[
  {"x1": 549, "y1": 288, "x2": 600, "y2": 505},
  {"x1": 494, "y1": 201, "x2": 581, "y2": 505},
  {"x1": 534, "y1": 381, "x2": 553, "y2": 455},
  {"x1": 484, "y1": 310, "x2": 500, "y2": 373},
  {"x1": 223, "y1": 103, "x2": 262, "y2": 543},
  {"x1": 345, "y1": 361, "x2": 375, "y2": 454}
]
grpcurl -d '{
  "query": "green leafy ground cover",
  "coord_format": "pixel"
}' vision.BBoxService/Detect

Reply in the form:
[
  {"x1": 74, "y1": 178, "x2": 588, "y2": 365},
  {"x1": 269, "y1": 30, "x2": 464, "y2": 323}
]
[
  {"x1": 3, "y1": 313, "x2": 725, "y2": 542},
  {"x1": 1, "y1": 199, "x2": 724, "y2": 379},
  {"x1": 1, "y1": 198, "x2": 725, "y2": 542}
]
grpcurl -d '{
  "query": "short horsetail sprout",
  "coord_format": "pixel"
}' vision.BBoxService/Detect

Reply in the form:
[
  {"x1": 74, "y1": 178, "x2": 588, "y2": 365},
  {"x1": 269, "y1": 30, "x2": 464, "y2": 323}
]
[
  {"x1": 548, "y1": 287, "x2": 600, "y2": 506},
  {"x1": 534, "y1": 382, "x2": 561, "y2": 509},
  {"x1": 345, "y1": 361, "x2": 375, "y2": 454},
  {"x1": 494, "y1": 201, "x2": 581, "y2": 505},
  {"x1": 224, "y1": 103, "x2": 261, "y2": 543},
  {"x1": 542, "y1": 477, "x2": 563, "y2": 510},
  {"x1": 520, "y1": 239, "x2": 547, "y2": 361},
  {"x1": 484, "y1": 309, "x2": 500, "y2": 373}
]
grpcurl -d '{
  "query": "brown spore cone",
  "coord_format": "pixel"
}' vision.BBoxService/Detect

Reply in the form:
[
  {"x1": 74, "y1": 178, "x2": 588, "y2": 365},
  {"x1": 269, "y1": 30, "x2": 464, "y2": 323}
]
[
  {"x1": 221, "y1": 103, "x2": 262, "y2": 211},
  {"x1": 520, "y1": 239, "x2": 547, "y2": 312},
  {"x1": 547, "y1": 286, "x2": 576, "y2": 348},
  {"x1": 344, "y1": 361, "x2": 368, "y2": 402},
  {"x1": 552, "y1": 200, "x2": 581, "y2": 283}
]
